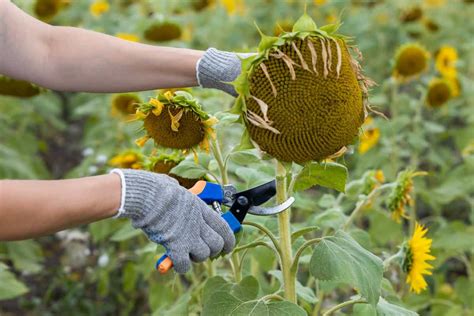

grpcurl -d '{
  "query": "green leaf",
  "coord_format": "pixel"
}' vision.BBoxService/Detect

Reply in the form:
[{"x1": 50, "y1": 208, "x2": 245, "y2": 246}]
[
  {"x1": 0, "y1": 265, "x2": 28, "y2": 300},
  {"x1": 170, "y1": 160, "x2": 208, "y2": 179},
  {"x1": 310, "y1": 231, "x2": 383, "y2": 305},
  {"x1": 353, "y1": 297, "x2": 418, "y2": 316},
  {"x1": 268, "y1": 270, "x2": 318, "y2": 304},
  {"x1": 6, "y1": 240, "x2": 43, "y2": 273},
  {"x1": 294, "y1": 162, "x2": 348, "y2": 193},
  {"x1": 202, "y1": 276, "x2": 305, "y2": 316},
  {"x1": 432, "y1": 221, "x2": 474, "y2": 252},
  {"x1": 254, "y1": 22, "x2": 279, "y2": 52},
  {"x1": 110, "y1": 222, "x2": 142, "y2": 242},
  {"x1": 292, "y1": 13, "x2": 318, "y2": 33},
  {"x1": 228, "y1": 149, "x2": 261, "y2": 165},
  {"x1": 291, "y1": 226, "x2": 320, "y2": 243},
  {"x1": 312, "y1": 208, "x2": 347, "y2": 230},
  {"x1": 122, "y1": 262, "x2": 138, "y2": 294},
  {"x1": 319, "y1": 23, "x2": 341, "y2": 34}
]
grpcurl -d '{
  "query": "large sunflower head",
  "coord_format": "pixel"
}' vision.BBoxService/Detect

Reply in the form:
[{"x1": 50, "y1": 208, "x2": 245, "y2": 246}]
[
  {"x1": 144, "y1": 21, "x2": 182, "y2": 42},
  {"x1": 393, "y1": 43, "x2": 430, "y2": 81},
  {"x1": 134, "y1": 90, "x2": 217, "y2": 151},
  {"x1": 232, "y1": 13, "x2": 374, "y2": 163},
  {"x1": 111, "y1": 93, "x2": 142, "y2": 117},
  {"x1": 148, "y1": 153, "x2": 200, "y2": 189},
  {"x1": 435, "y1": 46, "x2": 458, "y2": 78},
  {"x1": 401, "y1": 222, "x2": 436, "y2": 294},
  {"x1": 387, "y1": 170, "x2": 427, "y2": 223},
  {"x1": 0, "y1": 76, "x2": 42, "y2": 98},
  {"x1": 426, "y1": 78, "x2": 452, "y2": 108},
  {"x1": 108, "y1": 150, "x2": 143, "y2": 169}
]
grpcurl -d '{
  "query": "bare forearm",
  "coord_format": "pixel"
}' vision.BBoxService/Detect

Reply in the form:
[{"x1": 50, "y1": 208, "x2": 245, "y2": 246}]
[
  {"x1": 0, "y1": 174, "x2": 121, "y2": 241},
  {"x1": 43, "y1": 27, "x2": 203, "y2": 92},
  {"x1": 0, "y1": 1, "x2": 203, "y2": 93}
]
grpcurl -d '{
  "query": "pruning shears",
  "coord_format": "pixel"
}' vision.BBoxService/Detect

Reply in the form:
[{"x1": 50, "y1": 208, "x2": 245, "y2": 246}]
[{"x1": 155, "y1": 180, "x2": 295, "y2": 274}]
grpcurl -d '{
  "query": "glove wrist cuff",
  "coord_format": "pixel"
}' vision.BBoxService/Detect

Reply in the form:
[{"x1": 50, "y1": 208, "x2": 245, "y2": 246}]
[
  {"x1": 110, "y1": 169, "x2": 126, "y2": 218},
  {"x1": 197, "y1": 48, "x2": 240, "y2": 96}
]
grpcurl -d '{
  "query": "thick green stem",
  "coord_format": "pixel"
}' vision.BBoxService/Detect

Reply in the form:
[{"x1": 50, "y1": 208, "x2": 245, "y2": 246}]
[
  {"x1": 230, "y1": 252, "x2": 242, "y2": 282},
  {"x1": 211, "y1": 138, "x2": 229, "y2": 185},
  {"x1": 276, "y1": 161, "x2": 296, "y2": 303}
]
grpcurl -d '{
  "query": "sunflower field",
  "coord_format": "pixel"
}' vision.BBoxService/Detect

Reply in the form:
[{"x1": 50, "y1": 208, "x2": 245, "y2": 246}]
[{"x1": 1, "y1": 0, "x2": 473, "y2": 315}]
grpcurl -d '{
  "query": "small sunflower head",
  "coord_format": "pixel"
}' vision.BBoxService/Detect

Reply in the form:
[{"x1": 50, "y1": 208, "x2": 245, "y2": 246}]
[
  {"x1": 148, "y1": 154, "x2": 200, "y2": 189},
  {"x1": 358, "y1": 117, "x2": 380, "y2": 154},
  {"x1": 435, "y1": 46, "x2": 458, "y2": 78},
  {"x1": 401, "y1": 222, "x2": 436, "y2": 294},
  {"x1": 387, "y1": 170, "x2": 427, "y2": 223},
  {"x1": 393, "y1": 43, "x2": 430, "y2": 81},
  {"x1": 34, "y1": 0, "x2": 69, "y2": 21},
  {"x1": 111, "y1": 93, "x2": 142, "y2": 117},
  {"x1": 108, "y1": 150, "x2": 143, "y2": 169},
  {"x1": 426, "y1": 78, "x2": 452, "y2": 108},
  {"x1": 423, "y1": 19, "x2": 439, "y2": 32},
  {"x1": 361, "y1": 169, "x2": 385, "y2": 195},
  {"x1": 144, "y1": 22, "x2": 182, "y2": 42},
  {"x1": 134, "y1": 91, "x2": 217, "y2": 151},
  {"x1": 0, "y1": 76, "x2": 42, "y2": 98},
  {"x1": 191, "y1": 0, "x2": 214, "y2": 11},
  {"x1": 400, "y1": 6, "x2": 423, "y2": 23}
]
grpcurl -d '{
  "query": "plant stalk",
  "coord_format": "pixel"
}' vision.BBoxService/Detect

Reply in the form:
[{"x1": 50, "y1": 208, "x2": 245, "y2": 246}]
[
  {"x1": 211, "y1": 138, "x2": 229, "y2": 185},
  {"x1": 276, "y1": 161, "x2": 296, "y2": 303}
]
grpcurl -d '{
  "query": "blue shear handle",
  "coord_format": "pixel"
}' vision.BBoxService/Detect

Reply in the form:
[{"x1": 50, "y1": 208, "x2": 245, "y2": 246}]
[{"x1": 155, "y1": 212, "x2": 241, "y2": 272}]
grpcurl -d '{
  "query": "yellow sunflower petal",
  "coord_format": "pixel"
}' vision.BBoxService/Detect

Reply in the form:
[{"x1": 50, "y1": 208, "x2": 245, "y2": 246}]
[
  {"x1": 135, "y1": 135, "x2": 151, "y2": 147},
  {"x1": 164, "y1": 91, "x2": 174, "y2": 101},
  {"x1": 150, "y1": 98, "x2": 164, "y2": 116}
]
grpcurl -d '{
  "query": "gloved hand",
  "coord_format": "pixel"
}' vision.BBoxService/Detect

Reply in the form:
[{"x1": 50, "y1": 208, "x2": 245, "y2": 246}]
[
  {"x1": 197, "y1": 48, "x2": 253, "y2": 97},
  {"x1": 111, "y1": 169, "x2": 235, "y2": 273}
]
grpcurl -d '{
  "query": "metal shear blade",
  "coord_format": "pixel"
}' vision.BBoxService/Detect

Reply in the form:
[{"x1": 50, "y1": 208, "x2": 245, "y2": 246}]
[{"x1": 248, "y1": 196, "x2": 295, "y2": 216}]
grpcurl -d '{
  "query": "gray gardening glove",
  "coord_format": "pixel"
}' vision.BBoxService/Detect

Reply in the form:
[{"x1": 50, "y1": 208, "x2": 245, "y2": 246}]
[
  {"x1": 197, "y1": 48, "x2": 254, "y2": 97},
  {"x1": 111, "y1": 169, "x2": 235, "y2": 273}
]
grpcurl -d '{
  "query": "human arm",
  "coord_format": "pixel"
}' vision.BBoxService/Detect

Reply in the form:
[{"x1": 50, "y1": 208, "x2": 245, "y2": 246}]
[
  {"x1": 0, "y1": 0, "x2": 242, "y2": 95},
  {"x1": 0, "y1": 170, "x2": 235, "y2": 273}
]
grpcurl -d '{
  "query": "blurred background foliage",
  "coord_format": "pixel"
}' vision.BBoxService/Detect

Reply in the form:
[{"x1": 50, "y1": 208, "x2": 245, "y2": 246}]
[{"x1": 0, "y1": 0, "x2": 473, "y2": 315}]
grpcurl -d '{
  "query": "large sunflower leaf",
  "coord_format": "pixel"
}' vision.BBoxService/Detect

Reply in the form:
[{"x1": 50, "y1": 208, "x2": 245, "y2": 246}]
[
  {"x1": 310, "y1": 231, "x2": 383, "y2": 306},
  {"x1": 353, "y1": 297, "x2": 418, "y2": 316},
  {"x1": 0, "y1": 264, "x2": 28, "y2": 301},
  {"x1": 294, "y1": 162, "x2": 348, "y2": 193}
]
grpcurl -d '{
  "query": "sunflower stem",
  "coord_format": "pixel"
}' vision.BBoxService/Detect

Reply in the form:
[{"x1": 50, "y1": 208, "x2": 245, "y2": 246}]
[
  {"x1": 211, "y1": 138, "x2": 229, "y2": 185},
  {"x1": 276, "y1": 160, "x2": 296, "y2": 303},
  {"x1": 322, "y1": 298, "x2": 367, "y2": 316},
  {"x1": 230, "y1": 252, "x2": 242, "y2": 283}
]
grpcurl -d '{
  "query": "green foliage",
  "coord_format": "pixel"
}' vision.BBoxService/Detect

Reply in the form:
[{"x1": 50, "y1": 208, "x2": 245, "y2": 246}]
[
  {"x1": 0, "y1": 263, "x2": 28, "y2": 300},
  {"x1": 310, "y1": 231, "x2": 383, "y2": 305},
  {"x1": 293, "y1": 162, "x2": 348, "y2": 193}
]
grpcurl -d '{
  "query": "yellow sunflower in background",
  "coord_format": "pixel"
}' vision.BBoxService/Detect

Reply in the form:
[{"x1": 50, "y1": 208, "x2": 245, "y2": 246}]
[
  {"x1": 134, "y1": 90, "x2": 218, "y2": 153},
  {"x1": 144, "y1": 22, "x2": 182, "y2": 42},
  {"x1": 220, "y1": 0, "x2": 245, "y2": 15},
  {"x1": 34, "y1": 0, "x2": 69, "y2": 21},
  {"x1": 90, "y1": 0, "x2": 109, "y2": 17},
  {"x1": 358, "y1": 117, "x2": 380, "y2": 154},
  {"x1": 393, "y1": 43, "x2": 430, "y2": 81},
  {"x1": 387, "y1": 170, "x2": 427, "y2": 223},
  {"x1": 426, "y1": 78, "x2": 452, "y2": 108},
  {"x1": 108, "y1": 150, "x2": 143, "y2": 169},
  {"x1": 115, "y1": 33, "x2": 140, "y2": 42},
  {"x1": 402, "y1": 223, "x2": 436, "y2": 293},
  {"x1": 435, "y1": 46, "x2": 458, "y2": 78},
  {"x1": 400, "y1": 6, "x2": 423, "y2": 23},
  {"x1": 111, "y1": 93, "x2": 142, "y2": 117},
  {"x1": 0, "y1": 75, "x2": 43, "y2": 98}
]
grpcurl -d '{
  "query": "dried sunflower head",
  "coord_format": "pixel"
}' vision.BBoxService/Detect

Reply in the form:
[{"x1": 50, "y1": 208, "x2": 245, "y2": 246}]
[
  {"x1": 108, "y1": 150, "x2": 143, "y2": 169},
  {"x1": 134, "y1": 90, "x2": 217, "y2": 151},
  {"x1": 231, "y1": 13, "x2": 374, "y2": 163},
  {"x1": 191, "y1": 0, "x2": 215, "y2": 11},
  {"x1": 426, "y1": 78, "x2": 452, "y2": 108},
  {"x1": 144, "y1": 21, "x2": 182, "y2": 42},
  {"x1": 111, "y1": 93, "x2": 142, "y2": 117},
  {"x1": 148, "y1": 153, "x2": 200, "y2": 189},
  {"x1": 393, "y1": 43, "x2": 430, "y2": 81},
  {"x1": 0, "y1": 76, "x2": 42, "y2": 98}
]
